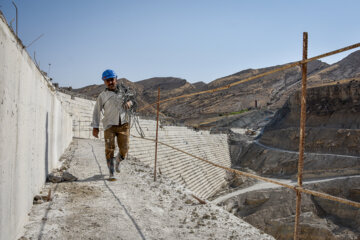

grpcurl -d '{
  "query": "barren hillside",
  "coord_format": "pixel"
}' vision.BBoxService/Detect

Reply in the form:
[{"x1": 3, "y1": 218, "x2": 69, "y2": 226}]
[{"x1": 65, "y1": 50, "x2": 360, "y2": 128}]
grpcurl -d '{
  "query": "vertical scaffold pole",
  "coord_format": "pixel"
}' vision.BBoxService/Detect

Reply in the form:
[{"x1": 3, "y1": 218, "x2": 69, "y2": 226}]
[
  {"x1": 12, "y1": 1, "x2": 18, "y2": 37},
  {"x1": 294, "y1": 32, "x2": 308, "y2": 240},
  {"x1": 154, "y1": 87, "x2": 160, "y2": 181}
]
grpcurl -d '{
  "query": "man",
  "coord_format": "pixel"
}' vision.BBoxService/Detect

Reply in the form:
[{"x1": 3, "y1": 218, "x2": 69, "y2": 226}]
[{"x1": 91, "y1": 69, "x2": 134, "y2": 180}]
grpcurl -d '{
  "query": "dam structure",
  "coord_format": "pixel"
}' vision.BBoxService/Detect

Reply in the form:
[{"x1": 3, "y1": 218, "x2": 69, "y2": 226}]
[
  {"x1": 55, "y1": 91, "x2": 232, "y2": 200},
  {"x1": 0, "y1": 13, "x2": 236, "y2": 239}
]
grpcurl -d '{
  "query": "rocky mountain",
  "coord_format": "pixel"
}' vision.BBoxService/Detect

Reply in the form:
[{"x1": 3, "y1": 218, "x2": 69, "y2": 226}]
[
  {"x1": 161, "y1": 60, "x2": 328, "y2": 126},
  {"x1": 233, "y1": 79, "x2": 360, "y2": 178},
  {"x1": 260, "y1": 79, "x2": 360, "y2": 156},
  {"x1": 307, "y1": 50, "x2": 360, "y2": 85},
  {"x1": 136, "y1": 77, "x2": 189, "y2": 91},
  {"x1": 66, "y1": 50, "x2": 360, "y2": 127},
  {"x1": 192, "y1": 81, "x2": 207, "y2": 90},
  {"x1": 136, "y1": 77, "x2": 196, "y2": 107}
]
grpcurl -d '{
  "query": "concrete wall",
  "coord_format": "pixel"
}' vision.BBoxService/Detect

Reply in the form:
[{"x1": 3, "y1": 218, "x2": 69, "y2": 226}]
[
  {"x1": 0, "y1": 15, "x2": 73, "y2": 240},
  {"x1": 56, "y1": 92, "x2": 103, "y2": 139}
]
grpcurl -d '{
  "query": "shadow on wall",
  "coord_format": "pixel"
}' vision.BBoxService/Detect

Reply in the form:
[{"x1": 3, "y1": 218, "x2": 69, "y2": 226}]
[{"x1": 45, "y1": 112, "x2": 49, "y2": 178}]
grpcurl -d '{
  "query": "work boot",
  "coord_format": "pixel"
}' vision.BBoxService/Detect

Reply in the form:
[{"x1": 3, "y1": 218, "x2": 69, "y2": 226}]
[
  {"x1": 107, "y1": 157, "x2": 115, "y2": 176},
  {"x1": 115, "y1": 153, "x2": 124, "y2": 173}
]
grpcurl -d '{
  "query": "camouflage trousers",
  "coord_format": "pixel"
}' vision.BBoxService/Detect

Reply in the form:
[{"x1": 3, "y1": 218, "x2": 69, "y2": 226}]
[{"x1": 104, "y1": 123, "x2": 130, "y2": 170}]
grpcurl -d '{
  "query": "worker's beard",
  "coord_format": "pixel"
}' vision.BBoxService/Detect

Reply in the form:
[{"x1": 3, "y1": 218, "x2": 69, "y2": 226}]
[{"x1": 107, "y1": 82, "x2": 117, "y2": 90}]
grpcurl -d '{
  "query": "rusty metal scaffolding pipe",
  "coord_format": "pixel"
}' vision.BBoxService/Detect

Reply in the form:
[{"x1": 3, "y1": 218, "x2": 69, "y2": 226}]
[
  {"x1": 294, "y1": 31, "x2": 308, "y2": 240},
  {"x1": 131, "y1": 134, "x2": 360, "y2": 209}
]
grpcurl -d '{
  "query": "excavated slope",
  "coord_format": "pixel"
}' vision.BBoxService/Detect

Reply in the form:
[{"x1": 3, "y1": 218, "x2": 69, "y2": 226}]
[
  {"x1": 260, "y1": 79, "x2": 360, "y2": 156},
  {"x1": 235, "y1": 79, "x2": 360, "y2": 179},
  {"x1": 219, "y1": 176, "x2": 360, "y2": 240}
]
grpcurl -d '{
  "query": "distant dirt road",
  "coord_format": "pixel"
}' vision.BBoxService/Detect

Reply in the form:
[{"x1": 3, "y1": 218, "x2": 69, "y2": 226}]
[
  {"x1": 212, "y1": 174, "x2": 360, "y2": 205},
  {"x1": 255, "y1": 140, "x2": 360, "y2": 159}
]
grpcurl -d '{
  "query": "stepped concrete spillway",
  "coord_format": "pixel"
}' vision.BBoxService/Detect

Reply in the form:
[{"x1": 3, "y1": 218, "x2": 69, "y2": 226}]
[{"x1": 129, "y1": 120, "x2": 231, "y2": 199}]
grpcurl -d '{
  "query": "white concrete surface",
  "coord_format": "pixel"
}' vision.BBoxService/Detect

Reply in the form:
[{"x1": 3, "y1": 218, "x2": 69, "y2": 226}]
[
  {"x1": 0, "y1": 12, "x2": 232, "y2": 239},
  {"x1": 56, "y1": 92, "x2": 102, "y2": 139},
  {"x1": 21, "y1": 138, "x2": 274, "y2": 240},
  {"x1": 129, "y1": 119, "x2": 231, "y2": 199},
  {"x1": 57, "y1": 94, "x2": 233, "y2": 200},
  {"x1": 0, "y1": 14, "x2": 73, "y2": 240}
]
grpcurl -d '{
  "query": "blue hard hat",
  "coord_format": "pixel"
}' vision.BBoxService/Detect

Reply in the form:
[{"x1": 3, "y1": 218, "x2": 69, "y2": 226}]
[{"x1": 102, "y1": 69, "x2": 117, "y2": 80}]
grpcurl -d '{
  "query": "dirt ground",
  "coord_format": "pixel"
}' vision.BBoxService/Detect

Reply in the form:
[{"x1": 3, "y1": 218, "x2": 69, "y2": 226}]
[{"x1": 20, "y1": 138, "x2": 274, "y2": 240}]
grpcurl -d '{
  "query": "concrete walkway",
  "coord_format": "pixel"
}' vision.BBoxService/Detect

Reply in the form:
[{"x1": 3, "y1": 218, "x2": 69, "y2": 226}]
[{"x1": 21, "y1": 138, "x2": 274, "y2": 240}]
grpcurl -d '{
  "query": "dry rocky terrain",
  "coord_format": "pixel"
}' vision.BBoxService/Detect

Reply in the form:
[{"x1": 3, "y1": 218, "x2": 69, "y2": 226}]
[
  {"x1": 66, "y1": 50, "x2": 360, "y2": 129},
  {"x1": 55, "y1": 50, "x2": 360, "y2": 239},
  {"x1": 225, "y1": 80, "x2": 360, "y2": 239},
  {"x1": 217, "y1": 176, "x2": 360, "y2": 240},
  {"x1": 235, "y1": 79, "x2": 360, "y2": 178},
  {"x1": 20, "y1": 139, "x2": 274, "y2": 240}
]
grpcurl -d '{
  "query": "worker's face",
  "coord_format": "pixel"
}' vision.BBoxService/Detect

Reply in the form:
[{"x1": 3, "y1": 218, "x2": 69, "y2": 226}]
[{"x1": 104, "y1": 78, "x2": 117, "y2": 90}]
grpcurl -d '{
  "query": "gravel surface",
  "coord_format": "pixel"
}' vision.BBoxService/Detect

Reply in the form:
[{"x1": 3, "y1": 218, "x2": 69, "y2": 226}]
[{"x1": 20, "y1": 138, "x2": 274, "y2": 240}]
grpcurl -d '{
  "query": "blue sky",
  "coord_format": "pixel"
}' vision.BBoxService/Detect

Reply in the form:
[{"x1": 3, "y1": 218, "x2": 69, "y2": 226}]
[{"x1": 1, "y1": 0, "x2": 359, "y2": 88}]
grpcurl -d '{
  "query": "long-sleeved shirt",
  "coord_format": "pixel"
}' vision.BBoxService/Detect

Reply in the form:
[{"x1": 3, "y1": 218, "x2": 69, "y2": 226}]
[{"x1": 91, "y1": 86, "x2": 129, "y2": 130}]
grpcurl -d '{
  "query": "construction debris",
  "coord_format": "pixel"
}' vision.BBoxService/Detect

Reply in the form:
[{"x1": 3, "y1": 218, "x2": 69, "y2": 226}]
[{"x1": 47, "y1": 171, "x2": 78, "y2": 183}]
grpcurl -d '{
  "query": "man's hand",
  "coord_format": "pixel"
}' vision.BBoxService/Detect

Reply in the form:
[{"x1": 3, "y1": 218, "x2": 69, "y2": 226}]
[
  {"x1": 124, "y1": 100, "x2": 133, "y2": 109},
  {"x1": 92, "y1": 128, "x2": 99, "y2": 138}
]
